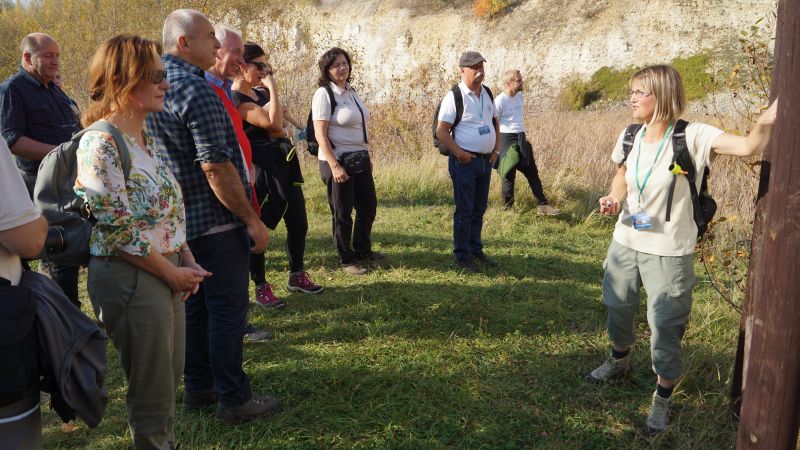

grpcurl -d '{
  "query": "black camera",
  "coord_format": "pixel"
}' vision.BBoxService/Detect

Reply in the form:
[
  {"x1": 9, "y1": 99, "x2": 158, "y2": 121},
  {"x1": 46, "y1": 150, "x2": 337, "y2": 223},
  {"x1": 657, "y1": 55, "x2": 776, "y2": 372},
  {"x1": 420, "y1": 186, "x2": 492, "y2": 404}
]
[{"x1": 32, "y1": 225, "x2": 69, "y2": 260}]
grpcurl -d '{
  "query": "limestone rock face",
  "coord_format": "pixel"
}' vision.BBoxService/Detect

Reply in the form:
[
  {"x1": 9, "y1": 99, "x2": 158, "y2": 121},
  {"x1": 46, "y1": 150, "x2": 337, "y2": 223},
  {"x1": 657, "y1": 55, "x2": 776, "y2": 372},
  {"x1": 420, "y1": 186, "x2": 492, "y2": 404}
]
[{"x1": 266, "y1": 0, "x2": 775, "y2": 104}]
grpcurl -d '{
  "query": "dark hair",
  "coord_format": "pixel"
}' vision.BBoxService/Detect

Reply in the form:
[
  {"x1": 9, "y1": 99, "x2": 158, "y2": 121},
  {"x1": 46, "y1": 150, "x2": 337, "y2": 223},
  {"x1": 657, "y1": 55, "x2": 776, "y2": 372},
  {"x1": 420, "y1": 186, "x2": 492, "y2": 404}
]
[
  {"x1": 243, "y1": 41, "x2": 265, "y2": 63},
  {"x1": 317, "y1": 47, "x2": 351, "y2": 87}
]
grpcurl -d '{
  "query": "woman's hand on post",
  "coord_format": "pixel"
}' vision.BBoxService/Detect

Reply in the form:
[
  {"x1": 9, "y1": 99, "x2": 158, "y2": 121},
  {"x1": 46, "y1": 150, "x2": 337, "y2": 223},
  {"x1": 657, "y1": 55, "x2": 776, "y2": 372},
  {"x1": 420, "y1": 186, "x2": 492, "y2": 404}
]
[
  {"x1": 757, "y1": 97, "x2": 778, "y2": 127},
  {"x1": 599, "y1": 195, "x2": 621, "y2": 215}
]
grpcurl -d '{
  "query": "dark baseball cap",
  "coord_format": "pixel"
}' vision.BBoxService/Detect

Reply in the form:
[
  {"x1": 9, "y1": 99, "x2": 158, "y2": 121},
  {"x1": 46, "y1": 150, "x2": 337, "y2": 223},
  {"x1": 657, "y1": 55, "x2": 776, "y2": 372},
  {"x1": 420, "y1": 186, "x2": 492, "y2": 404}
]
[{"x1": 459, "y1": 51, "x2": 486, "y2": 67}]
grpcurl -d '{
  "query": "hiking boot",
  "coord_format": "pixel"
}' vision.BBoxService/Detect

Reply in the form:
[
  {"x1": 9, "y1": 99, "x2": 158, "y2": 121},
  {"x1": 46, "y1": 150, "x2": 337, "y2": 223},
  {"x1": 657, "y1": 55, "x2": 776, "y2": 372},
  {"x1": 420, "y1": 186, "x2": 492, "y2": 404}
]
[
  {"x1": 215, "y1": 394, "x2": 281, "y2": 425},
  {"x1": 182, "y1": 389, "x2": 218, "y2": 412},
  {"x1": 288, "y1": 271, "x2": 323, "y2": 294},
  {"x1": 643, "y1": 391, "x2": 671, "y2": 436},
  {"x1": 254, "y1": 283, "x2": 286, "y2": 310},
  {"x1": 341, "y1": 263, "x2": 368, "y2": 275},
  {"x1": 455, "y1": 257, "x2": 481, "y2": 273},
  {"x1": 473, "y1": 254, "x2": 498, "y2": 268},
  {"x1": 536, "y1": 202, "x2": 561, "y2": 216},
  {"x1": 356, "y1": 251, "x2": 386, "y2": 263},
  {"x1": 243, "y1": 324, "x2": 273, "y2": 342},
  {"x1": 586, "y1": 353, "x2": 631, "y2": 383}
]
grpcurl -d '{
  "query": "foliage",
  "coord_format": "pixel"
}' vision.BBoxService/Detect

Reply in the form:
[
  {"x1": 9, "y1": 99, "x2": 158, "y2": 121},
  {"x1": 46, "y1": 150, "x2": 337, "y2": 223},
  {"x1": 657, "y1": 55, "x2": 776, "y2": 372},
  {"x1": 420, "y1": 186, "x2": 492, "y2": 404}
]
[
  {"x1": 557, "y1": 74, "x2": 599, "y2": 110},
  {"x1": 700, "y1": 14, "x2": 775, "y2": 313},
  {"x1": 474, "y1": 0, "x2": 512, "y2": 17},
  {"x1": 557, "y1": 54, "x2": 711, "y2": 110}
]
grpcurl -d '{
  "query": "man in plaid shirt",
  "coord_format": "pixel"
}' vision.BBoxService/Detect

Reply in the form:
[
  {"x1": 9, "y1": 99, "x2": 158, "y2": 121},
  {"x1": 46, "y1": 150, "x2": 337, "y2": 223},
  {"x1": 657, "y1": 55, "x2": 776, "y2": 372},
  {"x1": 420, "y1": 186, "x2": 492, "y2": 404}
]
[{"x1": 146, "y1": 9, "x2": 278, "y2": 424}]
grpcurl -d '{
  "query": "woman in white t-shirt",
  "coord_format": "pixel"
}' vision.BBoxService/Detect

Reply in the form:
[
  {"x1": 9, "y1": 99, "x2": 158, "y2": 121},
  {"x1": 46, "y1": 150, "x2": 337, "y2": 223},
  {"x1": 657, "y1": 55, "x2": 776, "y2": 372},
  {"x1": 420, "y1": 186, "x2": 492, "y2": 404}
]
[
  {"x1": 312, "y1": 47, "x2": 383, "y2": 275},
  {"x1": 587, "y1": 65, "x2": 777, "y2": 435},
  {"x1": 0, "y1": 137, "x2": 47, "y2": 449}
]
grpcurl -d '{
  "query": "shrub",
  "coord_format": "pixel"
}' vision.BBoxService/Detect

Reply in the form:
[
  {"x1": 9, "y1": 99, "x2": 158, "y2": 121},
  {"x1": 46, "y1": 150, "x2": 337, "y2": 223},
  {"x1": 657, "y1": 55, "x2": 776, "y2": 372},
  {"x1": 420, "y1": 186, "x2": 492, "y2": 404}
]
[
  {"x1": 671, "y1": 53, "x2": 712, "y2": 100},
  {"x1": 474, "y1": 0, "x2": 511, "y2": 17},
  {"x1": 557, "y1": 75, "x2": 599, "y2": 111}
]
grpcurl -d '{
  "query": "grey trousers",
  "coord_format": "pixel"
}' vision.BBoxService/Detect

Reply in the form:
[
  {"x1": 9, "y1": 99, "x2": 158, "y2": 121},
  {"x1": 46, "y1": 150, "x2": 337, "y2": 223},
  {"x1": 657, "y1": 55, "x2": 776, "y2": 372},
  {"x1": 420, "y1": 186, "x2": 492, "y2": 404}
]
[
  {"x1": 87, "y1": 255, "x2": 185, "y2": 450},
  {"x1": 602, "y1": 239, "x2": 696, "y2": 380}
]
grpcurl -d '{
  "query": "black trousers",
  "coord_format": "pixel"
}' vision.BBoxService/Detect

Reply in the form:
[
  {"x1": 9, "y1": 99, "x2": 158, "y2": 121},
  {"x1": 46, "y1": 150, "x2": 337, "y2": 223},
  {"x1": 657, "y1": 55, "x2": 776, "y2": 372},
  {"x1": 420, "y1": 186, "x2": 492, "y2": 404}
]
[
  {"x1": 319, "y1": 158, "x2": 377, "y2": 265},
  {"x1": 499, "y1": 133, "x2": 547, "y2": 206},
  {"x1": 249, "y1": 184, "x2": 309, "y2": 283}
]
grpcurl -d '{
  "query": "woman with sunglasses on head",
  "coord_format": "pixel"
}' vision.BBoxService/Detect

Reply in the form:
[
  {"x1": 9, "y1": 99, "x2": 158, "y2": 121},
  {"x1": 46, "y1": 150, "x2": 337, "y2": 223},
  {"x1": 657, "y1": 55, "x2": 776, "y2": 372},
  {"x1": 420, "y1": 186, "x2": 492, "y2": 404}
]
[
  {"x1": 232, "y1": 42, "x2": 322, "y2": 307},
  {"x1": 588, "y1": 64, "x2": 777, "y2": 436},
  {"x1": 312, "y1": 47, "x2": 383, "y2": 276},
  {"x1": 75, "y1": 34, "x2": 210, "y2": 450}
]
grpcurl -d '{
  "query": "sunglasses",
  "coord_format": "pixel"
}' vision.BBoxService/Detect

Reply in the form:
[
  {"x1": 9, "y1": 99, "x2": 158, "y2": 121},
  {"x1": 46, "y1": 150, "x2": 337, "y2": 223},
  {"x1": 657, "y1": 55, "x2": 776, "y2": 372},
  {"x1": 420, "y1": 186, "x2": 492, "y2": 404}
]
[
  {"x1": 247, "y1": 61, "x2": 273, "y2": 75},
  {"x1": 146, "y1": 69, "x2": 167, "y2": 84}
]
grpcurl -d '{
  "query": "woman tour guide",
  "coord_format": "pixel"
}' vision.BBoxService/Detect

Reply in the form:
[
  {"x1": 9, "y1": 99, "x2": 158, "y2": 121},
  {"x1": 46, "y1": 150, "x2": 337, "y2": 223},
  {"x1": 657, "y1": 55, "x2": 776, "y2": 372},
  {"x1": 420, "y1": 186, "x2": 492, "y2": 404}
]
[{"x1": 588, "y1": 64, "x2": 777, "y2": 435}]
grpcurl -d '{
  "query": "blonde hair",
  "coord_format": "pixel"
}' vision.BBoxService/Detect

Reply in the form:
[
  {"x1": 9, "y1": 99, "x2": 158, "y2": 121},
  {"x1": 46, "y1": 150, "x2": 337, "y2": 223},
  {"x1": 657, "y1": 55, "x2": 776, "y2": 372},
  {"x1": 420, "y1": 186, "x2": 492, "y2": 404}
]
[
  {"x1": 83, "y1": 34, "x2": 162, "y2": 126},
  {"x1": 630, "y1": 65, "x2": 685, "y2": 124},
  {"x1": 502, "y1": 69, "x2": 520, "y2": 85}
]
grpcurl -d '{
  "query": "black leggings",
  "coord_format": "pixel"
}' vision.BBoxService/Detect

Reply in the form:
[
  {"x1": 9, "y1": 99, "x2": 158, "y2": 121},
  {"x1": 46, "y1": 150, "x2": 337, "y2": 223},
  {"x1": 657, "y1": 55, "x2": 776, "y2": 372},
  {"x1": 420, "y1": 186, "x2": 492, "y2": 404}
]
[{"x1": 249, "y1": 184, "x2": 309, "y2": 284}]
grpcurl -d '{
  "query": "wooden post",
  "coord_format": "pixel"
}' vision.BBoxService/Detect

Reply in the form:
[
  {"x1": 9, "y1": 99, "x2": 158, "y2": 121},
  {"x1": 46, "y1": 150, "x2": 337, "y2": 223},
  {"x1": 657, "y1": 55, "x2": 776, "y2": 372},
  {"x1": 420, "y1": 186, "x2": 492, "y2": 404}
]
[{"x1": 736, "y1": 0, "x2": 800, "y2": 447}]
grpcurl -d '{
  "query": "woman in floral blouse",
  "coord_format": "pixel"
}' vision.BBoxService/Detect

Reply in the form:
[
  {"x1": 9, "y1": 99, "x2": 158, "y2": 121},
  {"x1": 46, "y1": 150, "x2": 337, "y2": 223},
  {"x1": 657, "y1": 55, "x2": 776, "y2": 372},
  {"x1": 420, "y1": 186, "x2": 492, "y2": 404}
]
[{"x1": 75, "y1": 34, "x2": 210, "y2": 450}]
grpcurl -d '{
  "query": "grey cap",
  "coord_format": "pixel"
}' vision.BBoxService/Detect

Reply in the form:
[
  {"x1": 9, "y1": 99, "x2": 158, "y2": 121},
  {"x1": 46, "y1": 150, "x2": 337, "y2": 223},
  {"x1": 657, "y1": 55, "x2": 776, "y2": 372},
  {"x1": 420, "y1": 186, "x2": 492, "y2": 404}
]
[{"x1": 459, "y1": 51, "x2": 486, "y2": 67}]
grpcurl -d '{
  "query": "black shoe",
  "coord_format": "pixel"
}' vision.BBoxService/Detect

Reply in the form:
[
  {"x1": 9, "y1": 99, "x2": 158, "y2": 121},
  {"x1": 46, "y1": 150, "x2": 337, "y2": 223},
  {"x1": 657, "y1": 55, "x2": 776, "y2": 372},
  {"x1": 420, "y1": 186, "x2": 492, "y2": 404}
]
[
  {"x1": 182, "y1": 389, "x2": 218, "y2": 412},
  {"x1": 473, "y1": 254, "x2": 498, "y2": 268},
  {"x1": 355, "y1": 251, "x2": 386, "y2": 263},
  {"x1": 455, "y1": 258, "x2": 481, "y2": 273},
  {"x1": 243, "y1": 324, "x2": 274, "y2": 342},
  {"x1": 215, "y1": 394, "x2": 281, "y2": 425}
]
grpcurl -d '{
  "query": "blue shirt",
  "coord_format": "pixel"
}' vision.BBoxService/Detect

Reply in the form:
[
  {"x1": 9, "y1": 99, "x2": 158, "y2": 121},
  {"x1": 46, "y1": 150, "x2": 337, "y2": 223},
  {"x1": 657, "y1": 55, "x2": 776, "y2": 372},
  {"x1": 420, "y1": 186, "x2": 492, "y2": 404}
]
[
  {"x1": 145, "y1": 54, "x2": 249, "y2": 241},
  {"x1": 0, "y1": 67, "x2": 81, "y2": 175},
  {"x1": 204, "y1": 71, "x2": 233, "y2": 100}
]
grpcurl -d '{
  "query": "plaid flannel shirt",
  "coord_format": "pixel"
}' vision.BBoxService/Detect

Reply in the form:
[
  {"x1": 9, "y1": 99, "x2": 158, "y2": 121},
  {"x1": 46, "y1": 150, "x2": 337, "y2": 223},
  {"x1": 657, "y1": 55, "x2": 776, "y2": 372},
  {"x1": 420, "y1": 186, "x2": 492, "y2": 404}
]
[
  {"x1": 146, "y1": 54, "x2": 249, "y2": 241},
  {"x1": 0, "y1": 67, "x2": 81, "y2": 175}
]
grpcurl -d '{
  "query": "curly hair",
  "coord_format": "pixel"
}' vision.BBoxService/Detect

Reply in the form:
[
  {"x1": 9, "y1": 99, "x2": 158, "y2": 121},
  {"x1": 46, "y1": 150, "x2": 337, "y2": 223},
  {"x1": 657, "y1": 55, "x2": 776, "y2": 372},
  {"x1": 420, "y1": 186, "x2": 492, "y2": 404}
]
[{"x1": 317, "y1": 47, "x2": 352, "y2": 87}]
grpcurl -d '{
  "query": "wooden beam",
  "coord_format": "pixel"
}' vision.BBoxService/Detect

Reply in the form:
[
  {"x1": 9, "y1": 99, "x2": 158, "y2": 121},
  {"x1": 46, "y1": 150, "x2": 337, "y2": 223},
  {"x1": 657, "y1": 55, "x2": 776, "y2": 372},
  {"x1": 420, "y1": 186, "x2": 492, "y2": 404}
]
[{"x1": 737, "y1": 0, "x2": 800, "y2": 447}]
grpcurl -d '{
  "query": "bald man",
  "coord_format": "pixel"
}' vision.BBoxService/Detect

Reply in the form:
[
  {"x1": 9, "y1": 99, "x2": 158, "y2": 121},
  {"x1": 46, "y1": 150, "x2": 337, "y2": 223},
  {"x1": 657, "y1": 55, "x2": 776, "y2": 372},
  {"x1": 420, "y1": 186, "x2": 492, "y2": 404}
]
[{"x1": 0, "y1": 33, "x2": 82, "y2": 307}]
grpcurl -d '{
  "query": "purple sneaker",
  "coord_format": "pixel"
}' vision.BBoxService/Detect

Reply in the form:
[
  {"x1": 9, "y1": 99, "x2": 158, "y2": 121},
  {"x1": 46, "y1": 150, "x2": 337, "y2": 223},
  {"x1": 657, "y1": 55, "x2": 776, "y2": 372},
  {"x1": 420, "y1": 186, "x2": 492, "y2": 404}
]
[{"x1": 254, "y1": 283, "x2": 286, "y2": 310}]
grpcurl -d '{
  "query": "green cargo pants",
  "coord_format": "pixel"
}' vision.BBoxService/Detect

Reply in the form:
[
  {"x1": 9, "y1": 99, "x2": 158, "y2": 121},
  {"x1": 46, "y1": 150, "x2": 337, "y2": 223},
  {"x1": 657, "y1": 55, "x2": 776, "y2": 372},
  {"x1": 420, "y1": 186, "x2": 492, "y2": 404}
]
[
  {"x1": 602, "y1": 239, "x2": 695, "y2": 380},
  {"x1": 88, "y1": 255, "x2": 184, "y2": 450}
]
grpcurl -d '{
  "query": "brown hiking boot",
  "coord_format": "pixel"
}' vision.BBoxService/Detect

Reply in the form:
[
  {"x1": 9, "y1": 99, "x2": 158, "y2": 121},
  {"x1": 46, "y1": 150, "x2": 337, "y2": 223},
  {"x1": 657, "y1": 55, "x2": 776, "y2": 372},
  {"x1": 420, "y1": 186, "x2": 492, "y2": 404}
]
[
  {"x1": 215, "y1": 395, "x2": 281, "y2": 425},
  {"x1": 182, "y1": 390, "x2": 217, "y2": 412}
]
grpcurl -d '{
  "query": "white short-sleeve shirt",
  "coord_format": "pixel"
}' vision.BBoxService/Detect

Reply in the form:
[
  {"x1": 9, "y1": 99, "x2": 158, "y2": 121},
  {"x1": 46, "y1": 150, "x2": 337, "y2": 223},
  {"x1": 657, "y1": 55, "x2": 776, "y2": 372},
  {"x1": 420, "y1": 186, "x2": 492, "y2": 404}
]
[
  {"x1": 311, "y1": 82, "x2": 370, "y2": 160},
  {"x1": 611, "y1": 122, "x2": 724, "y2": 256},
  {"x1": 0, "y1": 138, "x2": 41, "y2": 285},
  {"x1": 437, "y1": 81, "x2": 497, "y2": 154},
  {"x1": 495, "y1": 92, "x2": 525, "y2": 133}
]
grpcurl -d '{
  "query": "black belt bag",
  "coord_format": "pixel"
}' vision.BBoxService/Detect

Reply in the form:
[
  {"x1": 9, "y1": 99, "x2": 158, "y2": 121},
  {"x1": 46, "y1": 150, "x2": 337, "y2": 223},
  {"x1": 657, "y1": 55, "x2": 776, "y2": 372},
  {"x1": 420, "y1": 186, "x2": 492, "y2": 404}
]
[{"x1": 338, "y1": 150, "x2": 370, "y2": 175}]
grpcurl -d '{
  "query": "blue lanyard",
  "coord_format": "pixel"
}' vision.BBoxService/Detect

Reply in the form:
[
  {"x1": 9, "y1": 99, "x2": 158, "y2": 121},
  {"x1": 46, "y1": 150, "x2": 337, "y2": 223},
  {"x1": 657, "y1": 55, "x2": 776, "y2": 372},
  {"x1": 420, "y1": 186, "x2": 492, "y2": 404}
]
[{"x1": 635, "y1": 123, "x2": 673, "y2": 206}]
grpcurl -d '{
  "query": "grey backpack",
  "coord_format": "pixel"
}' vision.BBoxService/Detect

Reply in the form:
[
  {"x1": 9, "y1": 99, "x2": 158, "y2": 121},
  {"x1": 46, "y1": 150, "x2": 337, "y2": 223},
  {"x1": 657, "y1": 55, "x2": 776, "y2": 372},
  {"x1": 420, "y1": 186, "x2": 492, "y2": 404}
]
[{"x1": 33, "y1": 121, "x2": 131, "y2": 266}]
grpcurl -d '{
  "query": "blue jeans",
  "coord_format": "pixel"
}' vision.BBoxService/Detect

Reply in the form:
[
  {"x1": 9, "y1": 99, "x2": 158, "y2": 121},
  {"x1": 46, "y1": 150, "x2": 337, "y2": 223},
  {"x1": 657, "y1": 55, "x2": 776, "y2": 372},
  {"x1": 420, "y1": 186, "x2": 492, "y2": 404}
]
[
  {"x1": 184, "y1": 227, "x2": 252, "y2": 407},
  {"x1": 448, "y1": 155, "x2": 492, "y2": 261}
]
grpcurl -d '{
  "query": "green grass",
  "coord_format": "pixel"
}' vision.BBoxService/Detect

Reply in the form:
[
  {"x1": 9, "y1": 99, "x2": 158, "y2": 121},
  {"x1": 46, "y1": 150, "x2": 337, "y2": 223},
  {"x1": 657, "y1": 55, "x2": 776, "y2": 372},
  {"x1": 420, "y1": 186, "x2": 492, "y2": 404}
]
[{"x1": 42, "y1": 156, "x2": 741, "y2": 449}]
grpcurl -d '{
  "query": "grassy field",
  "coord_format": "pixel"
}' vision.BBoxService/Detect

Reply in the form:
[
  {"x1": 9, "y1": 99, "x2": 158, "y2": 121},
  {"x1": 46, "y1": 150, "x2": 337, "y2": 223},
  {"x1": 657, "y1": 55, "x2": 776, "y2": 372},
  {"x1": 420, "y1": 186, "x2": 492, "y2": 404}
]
[{"x1": 40, "y1": 154, "x2": 742, "y2": 449}]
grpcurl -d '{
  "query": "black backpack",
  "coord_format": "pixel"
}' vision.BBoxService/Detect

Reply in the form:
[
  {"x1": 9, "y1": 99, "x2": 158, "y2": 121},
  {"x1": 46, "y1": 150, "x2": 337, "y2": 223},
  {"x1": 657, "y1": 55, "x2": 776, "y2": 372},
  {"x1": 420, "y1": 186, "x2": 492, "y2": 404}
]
[
  {"x1": 432, "y1": 84, "x2": 495, "y2": 156},
  {"x1": 305, "y1": 86, "x2": 368, "y2": 156},
  {"x1": 33, "y1": 121, "x2": 131, "y2": 266},
  {"x1": 619, "y1": 119, "x2": 716, "y2": 238}
]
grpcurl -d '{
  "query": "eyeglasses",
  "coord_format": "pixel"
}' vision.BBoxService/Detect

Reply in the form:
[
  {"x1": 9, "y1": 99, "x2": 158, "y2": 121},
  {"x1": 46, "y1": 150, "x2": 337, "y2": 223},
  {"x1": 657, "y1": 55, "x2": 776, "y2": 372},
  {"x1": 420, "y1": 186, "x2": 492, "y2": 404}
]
[
  {"x1": 629, "y1": 90, "x2": 652, "y2": 99},
  {"x1": 146, "y1": 69, "x2": 167, "y2": 84},
  {"x1": 330, "y1": 61, "x2": 349, "y2": 71},
  {"x1": 248, "y1": 61, "x2": 273, "y2": 75}
]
